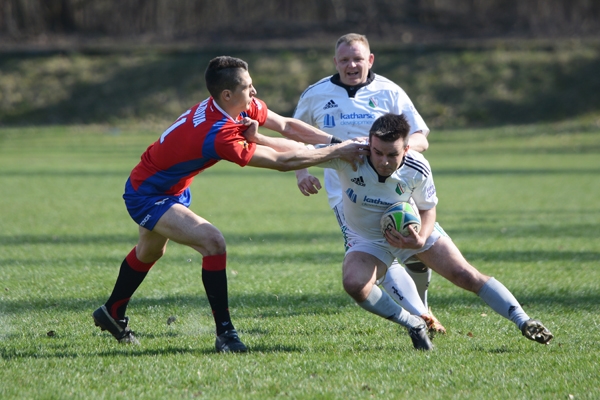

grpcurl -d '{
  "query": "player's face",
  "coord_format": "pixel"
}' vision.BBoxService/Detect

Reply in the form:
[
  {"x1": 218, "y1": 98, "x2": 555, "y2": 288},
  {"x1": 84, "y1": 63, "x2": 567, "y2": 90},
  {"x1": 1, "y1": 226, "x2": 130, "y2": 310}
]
[
  {"x1": 369, "y1": 136, "x2": 409, "y2": 177},
  {"x1": 334, "y1": 41, "x2": 374, "y2": 86},
  {"x1": 229, "y1": 70, "x2": 257, "y2": 115}
]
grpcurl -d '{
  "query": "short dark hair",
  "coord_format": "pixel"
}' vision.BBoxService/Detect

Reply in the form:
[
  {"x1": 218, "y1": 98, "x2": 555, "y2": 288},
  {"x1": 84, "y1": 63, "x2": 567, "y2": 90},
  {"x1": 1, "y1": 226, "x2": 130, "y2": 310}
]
[
  {"x1": 205, "y1": 56, "x2": 248, "y2": 98},
  {"x1": 369, "y1": 113, "x2": 411, "y2": 147}
]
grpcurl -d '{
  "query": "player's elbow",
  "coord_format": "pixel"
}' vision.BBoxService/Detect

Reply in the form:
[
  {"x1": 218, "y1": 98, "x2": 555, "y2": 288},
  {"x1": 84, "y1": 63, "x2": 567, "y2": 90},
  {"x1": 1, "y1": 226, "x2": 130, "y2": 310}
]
[{"x1": 274, "y1": 162, "x2": 297, "y2": 172}]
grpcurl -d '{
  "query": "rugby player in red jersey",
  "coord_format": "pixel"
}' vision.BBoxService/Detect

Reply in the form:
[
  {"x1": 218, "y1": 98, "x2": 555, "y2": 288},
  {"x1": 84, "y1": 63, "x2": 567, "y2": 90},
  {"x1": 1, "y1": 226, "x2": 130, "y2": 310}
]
[{"x1": 92, "y1": 56, "x2": 368, "y2": 352}]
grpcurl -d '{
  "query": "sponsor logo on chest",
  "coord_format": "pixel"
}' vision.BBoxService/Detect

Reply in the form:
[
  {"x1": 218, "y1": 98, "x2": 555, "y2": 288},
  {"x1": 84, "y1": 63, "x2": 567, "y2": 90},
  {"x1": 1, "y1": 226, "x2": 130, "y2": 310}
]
[{"x1": 362, "y1": 196, "x2": 393, "y2": 207}]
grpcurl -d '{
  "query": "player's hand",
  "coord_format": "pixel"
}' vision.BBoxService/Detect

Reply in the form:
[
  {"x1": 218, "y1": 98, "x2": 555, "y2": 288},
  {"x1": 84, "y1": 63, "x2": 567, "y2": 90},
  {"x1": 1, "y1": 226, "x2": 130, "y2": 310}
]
[
  {"x1": 384, "y1": 225, "x2": 424, "y2": 249},
  {"x1": 240, "y1": 117, "x2": 259, "y2": 142},
  {"x1": 296, "y1": 169, "x2": 321, "y2": 196},
  {"x1": 337, "y1": 140, "x2": 369, "y2": 171}
]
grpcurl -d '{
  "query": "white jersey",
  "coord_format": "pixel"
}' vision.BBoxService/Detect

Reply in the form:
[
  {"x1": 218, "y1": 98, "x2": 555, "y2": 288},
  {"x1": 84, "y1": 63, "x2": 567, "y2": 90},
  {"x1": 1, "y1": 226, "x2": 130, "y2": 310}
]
[
  {"x1": 318, "y1": 149, "x2": 437, "y2": 241},
  {"x1": 294, "y1": 72, "x2": 429, "y2": 208}
]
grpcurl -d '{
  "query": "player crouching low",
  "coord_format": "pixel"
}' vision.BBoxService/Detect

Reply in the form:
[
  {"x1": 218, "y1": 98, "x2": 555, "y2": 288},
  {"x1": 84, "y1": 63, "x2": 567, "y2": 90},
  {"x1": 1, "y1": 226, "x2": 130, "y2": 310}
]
[{"x1": 312, "y1": 113, "x2": 553, "y2": 350}]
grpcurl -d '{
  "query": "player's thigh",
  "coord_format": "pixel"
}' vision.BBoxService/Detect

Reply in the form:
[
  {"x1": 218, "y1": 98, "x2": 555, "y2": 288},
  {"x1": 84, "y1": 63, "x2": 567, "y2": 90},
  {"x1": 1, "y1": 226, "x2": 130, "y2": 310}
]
[
  {"x1": 153, "y1": 203, "x2": 225, "y2": 256},
  {"x1": 416, "y1": 236, "x2": 488, "y2": 292}
]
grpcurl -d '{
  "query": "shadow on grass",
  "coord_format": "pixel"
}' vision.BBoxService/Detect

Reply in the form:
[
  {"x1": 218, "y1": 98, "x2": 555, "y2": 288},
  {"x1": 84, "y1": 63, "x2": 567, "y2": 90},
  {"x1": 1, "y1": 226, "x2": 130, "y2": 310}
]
[
  {"x1": 1, "y1": 247, "x2": 597, "y2": 269},
  {"x1": 0, "y1": 230, "x2": 344, "y2": 247},
  {"x1": 0, "y1": 345, "x2": 208, "y2": 360},
  {"x1": 0, "y1": 288, "x2": 595, "y2": 360},
  {"x1": 1, "y1": 215, "x2": 598, "y2": 247},
  {"x1": 0, "y1": 342, "x2": 306, "y2": 360},
  {"x1": 0, "y1": 292, "x2": 352, "y2": 316},
  {"x1": 1, "y1": 287, "x2": 598, "y2": 317}
]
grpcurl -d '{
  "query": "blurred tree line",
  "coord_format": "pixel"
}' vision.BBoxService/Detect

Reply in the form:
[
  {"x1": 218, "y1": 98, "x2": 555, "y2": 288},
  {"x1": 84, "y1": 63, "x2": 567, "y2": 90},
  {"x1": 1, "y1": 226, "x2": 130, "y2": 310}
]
[{"x1": 1, "y1": 0, "x2": 599, "y2": 45}]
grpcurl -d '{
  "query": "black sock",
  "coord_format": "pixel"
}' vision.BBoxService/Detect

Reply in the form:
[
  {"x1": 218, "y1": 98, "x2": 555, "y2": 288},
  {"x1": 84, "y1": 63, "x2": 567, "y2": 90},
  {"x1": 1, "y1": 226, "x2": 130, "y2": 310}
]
[
  {"x1": 202, "y1": 254, "x2": 234, "y2": 335},
  {"x1": 105, "y1": 247, "x2": 154, "y2": 320}
]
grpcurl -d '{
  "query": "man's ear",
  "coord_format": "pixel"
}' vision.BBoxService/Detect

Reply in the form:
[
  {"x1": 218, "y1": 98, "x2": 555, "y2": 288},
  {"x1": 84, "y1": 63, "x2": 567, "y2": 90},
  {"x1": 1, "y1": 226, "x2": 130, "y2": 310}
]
[{"x1": 221, "y1": 89, "x2": 232, "y2": 102}]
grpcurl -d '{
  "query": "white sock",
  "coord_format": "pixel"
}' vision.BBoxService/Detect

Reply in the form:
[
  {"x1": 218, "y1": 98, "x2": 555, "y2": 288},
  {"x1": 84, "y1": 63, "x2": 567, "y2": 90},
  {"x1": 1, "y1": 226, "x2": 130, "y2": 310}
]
[
  {"x1": 380, "y1": 262, "x2": 428, "y2": 316},
  {"x1": 477, "y1": 277, "x2": 530, "y2": 329},
  {"x1": 404, "y1": 264, "x2": 431, "y2": 309},
  {"x1": 357, "y1": 285, "x2": 422, "y2": 329}
]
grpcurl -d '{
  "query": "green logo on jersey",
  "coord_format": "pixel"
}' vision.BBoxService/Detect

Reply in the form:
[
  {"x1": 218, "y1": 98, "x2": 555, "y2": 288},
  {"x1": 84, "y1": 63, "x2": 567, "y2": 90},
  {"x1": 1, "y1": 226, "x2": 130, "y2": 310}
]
[{"x1": 395, "y1": 184, "x2": 405, "y2": 195}]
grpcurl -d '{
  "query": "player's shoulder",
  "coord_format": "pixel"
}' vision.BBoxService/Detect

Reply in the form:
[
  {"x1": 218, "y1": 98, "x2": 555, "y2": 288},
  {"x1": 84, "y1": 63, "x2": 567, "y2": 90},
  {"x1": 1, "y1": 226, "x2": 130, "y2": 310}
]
[
  {"x1": 403, "y1": 150, "x2": 432, "y2": 177},
  {"x1": 371, "y1": 74, "x2": 401, "y2": 88},
  {"x1": 370, "y1": 74, "x2": 408, "y2": 96},
  {"x1": 299, "y1": 76, "x2": 334, "y2": 99}
]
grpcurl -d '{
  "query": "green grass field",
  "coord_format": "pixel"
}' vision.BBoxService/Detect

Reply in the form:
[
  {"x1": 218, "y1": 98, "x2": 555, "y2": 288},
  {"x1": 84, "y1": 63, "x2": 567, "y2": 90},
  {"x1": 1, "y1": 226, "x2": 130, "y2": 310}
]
[{"x1": 1, "y1": 121, "x2": 599, "y2": 399}]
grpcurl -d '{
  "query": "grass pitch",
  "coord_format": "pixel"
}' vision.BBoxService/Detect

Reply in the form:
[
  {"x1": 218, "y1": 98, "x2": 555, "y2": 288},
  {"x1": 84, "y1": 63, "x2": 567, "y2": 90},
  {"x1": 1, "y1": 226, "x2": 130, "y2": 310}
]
[{"x1": 1, "y1": 121, "x2": 599, "y2": 399}]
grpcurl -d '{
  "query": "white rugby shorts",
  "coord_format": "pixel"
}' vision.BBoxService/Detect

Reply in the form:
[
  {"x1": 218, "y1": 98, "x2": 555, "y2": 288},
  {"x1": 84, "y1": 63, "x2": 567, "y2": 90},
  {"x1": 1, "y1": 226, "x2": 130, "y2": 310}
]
[
  {"x1": 344, "y1": 224, "x2": 445, "y2": 266},
  {"x1": 333, "y1": 201, "x2": 448, "y2": 267}
]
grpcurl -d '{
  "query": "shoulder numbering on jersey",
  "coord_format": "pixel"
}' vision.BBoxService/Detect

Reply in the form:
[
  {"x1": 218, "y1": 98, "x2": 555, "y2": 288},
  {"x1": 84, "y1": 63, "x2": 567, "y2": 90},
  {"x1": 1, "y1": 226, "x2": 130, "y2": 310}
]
[
  {"x1": 299, "y1": 76, "x2": 334, "y2": 99},
  {"x1": 404, "y1": 152, "x2": 431, "y2": 177}
]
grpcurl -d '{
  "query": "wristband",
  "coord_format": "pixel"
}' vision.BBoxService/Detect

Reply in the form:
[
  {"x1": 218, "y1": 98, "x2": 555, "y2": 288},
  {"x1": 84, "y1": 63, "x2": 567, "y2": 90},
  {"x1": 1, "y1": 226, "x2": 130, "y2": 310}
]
[{"x1": 330, "y1": 136, "x2": 343, "y2": 144}]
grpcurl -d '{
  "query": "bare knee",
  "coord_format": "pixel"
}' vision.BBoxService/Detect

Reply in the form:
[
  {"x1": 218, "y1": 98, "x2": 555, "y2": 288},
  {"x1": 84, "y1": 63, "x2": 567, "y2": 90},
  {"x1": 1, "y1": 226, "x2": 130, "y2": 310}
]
[
  {"x1": 136, "y1": 243, "x2": 167, "y2": 263},
  {"x1": 190, "y1": 227, "x2": 226, "y2": 256},
  {"x1": 342, "y1": 274, "x2": 372, "y2": 302},
  {"x1": 342, "y1": 276, "x2": 360, "y2": 298},
  {"x1": 342, "y1": 252, "x2": 382, "y2": 302}
]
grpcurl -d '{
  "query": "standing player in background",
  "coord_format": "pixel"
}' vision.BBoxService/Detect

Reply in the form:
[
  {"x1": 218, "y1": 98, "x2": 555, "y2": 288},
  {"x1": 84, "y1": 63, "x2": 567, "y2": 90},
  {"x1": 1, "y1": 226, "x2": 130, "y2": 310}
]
[
  {"x1": 293, "y1": 33, "x2": 445, "y2": 334},
  {"x1": 92, "y1": 56, "x2": 368, "y2": 353}
]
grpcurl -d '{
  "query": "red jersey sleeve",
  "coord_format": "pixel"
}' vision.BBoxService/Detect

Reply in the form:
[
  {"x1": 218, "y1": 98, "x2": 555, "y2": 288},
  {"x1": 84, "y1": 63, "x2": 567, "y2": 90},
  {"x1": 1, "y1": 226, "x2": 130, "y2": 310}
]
[
  {"x1": 246, "y1": 98, "x2": 269, "y2": 125},
  {"x1": 216, "y1": 133, "x2": 257, "y2": 167}
]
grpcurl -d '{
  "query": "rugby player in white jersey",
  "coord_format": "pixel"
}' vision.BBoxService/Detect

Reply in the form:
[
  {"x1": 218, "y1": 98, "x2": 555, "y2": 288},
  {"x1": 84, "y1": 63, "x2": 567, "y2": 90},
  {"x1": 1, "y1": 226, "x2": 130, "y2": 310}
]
[
  {"x1": 312, "y1": 113, "x2": 554, "y2": 349},
  {"x1": 292, "y1": 33, "x2": 445, "y2": 334}
]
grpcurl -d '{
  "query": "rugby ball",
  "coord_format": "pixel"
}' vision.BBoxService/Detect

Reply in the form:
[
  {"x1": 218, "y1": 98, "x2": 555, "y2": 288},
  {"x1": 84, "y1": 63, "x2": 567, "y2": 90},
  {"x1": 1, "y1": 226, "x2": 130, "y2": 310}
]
[{"x1": 380, "y1": 202, "x2": 421, "y2": 237}]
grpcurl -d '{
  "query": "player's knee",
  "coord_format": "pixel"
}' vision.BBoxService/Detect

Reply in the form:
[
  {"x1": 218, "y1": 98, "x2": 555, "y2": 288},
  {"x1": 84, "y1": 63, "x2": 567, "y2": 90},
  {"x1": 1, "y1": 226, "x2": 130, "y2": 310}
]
[
  {"x1": 200, "y1": 231, "x2": 227, "y2": 255},
  {"x1": 342, "y1": 276, "x2": 368, "y2": 300},
  {"x1": 136, "y1": 244, "x2": 166, "y2": 263}
]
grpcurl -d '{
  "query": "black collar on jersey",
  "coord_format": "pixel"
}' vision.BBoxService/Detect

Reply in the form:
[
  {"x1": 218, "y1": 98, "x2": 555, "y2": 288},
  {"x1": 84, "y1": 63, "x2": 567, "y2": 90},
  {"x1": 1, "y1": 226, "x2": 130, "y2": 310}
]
[
  {"x1": 330, "y1": 70, "x2": 376, "y2": 98},
  {"x1": 367, "y1": 155, "x2": 406, "y2": 183}
]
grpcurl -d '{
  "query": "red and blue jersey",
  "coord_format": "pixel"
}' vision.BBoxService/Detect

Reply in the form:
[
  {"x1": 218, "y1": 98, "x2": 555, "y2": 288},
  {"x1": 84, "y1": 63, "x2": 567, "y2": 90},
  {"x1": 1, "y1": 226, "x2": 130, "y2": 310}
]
[{"x1": 129, "y1": 97, "x2": 268, "y2": 197}]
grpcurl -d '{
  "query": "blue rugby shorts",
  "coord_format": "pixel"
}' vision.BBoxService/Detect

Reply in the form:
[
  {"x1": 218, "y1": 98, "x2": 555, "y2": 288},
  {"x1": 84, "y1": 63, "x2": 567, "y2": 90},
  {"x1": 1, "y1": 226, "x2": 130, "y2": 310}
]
[{"x1": 123, "y1": 178, "x2": 192, "y2": 230}]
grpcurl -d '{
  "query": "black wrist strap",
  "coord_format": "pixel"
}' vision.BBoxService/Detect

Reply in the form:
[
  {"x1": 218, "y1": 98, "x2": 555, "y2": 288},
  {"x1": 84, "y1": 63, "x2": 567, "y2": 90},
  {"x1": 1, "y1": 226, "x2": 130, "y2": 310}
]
[{"x1": 330, "y1": 136, "x2": 343, "y2": 144}]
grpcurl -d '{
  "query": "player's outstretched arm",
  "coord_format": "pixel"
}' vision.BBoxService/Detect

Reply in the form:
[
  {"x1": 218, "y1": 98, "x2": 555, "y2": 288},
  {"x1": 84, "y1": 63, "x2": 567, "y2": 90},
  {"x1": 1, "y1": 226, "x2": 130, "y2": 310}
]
[
  {"x1": 246, "y1": 141, "x2": 368, "y2": 172},
  {"x1": 241, "y1": 117, "x2": 306, "y2": 152},
  {"x1": 263, "y1": 110, "x2": 340, "y2": 145}
]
